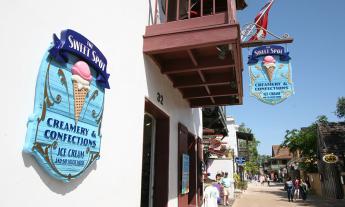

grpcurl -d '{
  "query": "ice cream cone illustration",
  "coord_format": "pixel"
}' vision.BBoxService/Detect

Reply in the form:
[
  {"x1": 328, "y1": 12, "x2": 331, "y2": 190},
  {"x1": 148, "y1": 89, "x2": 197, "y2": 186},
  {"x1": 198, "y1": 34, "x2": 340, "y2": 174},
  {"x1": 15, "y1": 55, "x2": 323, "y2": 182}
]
[
  {"x1": 71, "y1": 61, "x2": 92, "y2": 124},
  {"x1": 263, "y1": 55, "x2": 276, "y2": 82}
]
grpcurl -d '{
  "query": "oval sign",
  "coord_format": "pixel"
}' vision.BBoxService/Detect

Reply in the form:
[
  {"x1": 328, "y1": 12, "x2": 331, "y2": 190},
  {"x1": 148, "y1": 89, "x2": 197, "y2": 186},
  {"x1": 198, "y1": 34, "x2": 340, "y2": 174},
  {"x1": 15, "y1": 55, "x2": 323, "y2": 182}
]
[
  {"x1": 322, "y1": 154, "x2": 339, "y2": 164},
  {"x1": 24, "y1": 29, "x2": 109, "y2": 182}
]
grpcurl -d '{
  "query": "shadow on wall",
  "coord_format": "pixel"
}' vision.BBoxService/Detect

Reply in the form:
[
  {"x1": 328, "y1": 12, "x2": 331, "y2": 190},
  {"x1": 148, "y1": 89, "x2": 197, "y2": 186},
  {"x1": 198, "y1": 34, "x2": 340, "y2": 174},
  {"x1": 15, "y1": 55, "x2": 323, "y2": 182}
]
[
  {"x1": 143, "y1": 55, "x2": 156, "y2": 103},
  {"x1": 192, "y1": 108, "x2": 202, "y2": 136},
  {"x1": 144, "y1": 54, "x2": 189, "y2": 109},
  {"x1": 143, "y1": 54, "x2": 200, "y2": 126},
  {"x1": 22, "y1": 151, "x2": 97, "y2": 195}
]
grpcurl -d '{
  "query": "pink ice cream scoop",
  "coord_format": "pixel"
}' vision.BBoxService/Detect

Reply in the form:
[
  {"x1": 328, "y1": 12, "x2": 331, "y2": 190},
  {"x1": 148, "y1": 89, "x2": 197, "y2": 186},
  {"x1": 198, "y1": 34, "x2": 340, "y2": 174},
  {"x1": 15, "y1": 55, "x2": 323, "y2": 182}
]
[
  {"x1": 72, "y1": 61, "x2": 92, "y2": 81},
  {"x1": 263, "y1": 55, "x2": 276, "y2": 64}
]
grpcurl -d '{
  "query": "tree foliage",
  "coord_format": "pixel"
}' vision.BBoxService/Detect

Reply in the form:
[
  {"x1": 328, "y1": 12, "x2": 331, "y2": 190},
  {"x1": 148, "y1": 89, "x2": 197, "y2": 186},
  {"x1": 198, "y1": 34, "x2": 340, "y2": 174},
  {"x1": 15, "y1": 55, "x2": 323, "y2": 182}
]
[
  {"x1": 258, "y1": 154, "x2": 271, "y2": 166},
  {"x1": 239, "y1": 123, "x2": 260, "y2": 175},
  {"x1": 243, "y1": 140, "x2": 260, "y2": 174},
  {"x1": 336, "y1": 96, "x2": 345, "y2": 119},
  {"x1": 281, "y1": 115, "x2": 328, "y2": 172},
  {"x1": 238, "y1": 123, "x2": 252, "y2": 133}
]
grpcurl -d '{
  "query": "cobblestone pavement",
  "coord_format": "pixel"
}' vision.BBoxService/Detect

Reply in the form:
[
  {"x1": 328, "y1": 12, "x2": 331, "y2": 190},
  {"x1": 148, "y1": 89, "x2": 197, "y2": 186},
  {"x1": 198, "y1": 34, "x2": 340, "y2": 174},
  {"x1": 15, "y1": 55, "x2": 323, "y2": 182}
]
[{"x1": 231, "y1": 182, "x2": 345, "y2": 207}]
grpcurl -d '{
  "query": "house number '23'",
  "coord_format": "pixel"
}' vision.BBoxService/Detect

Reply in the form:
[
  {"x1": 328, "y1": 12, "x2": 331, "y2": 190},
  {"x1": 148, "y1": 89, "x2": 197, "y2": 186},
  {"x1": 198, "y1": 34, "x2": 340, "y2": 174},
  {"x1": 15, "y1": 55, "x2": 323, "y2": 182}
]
[{"x1": 157, "y1": 92, "x2": 164, "y2": 105}]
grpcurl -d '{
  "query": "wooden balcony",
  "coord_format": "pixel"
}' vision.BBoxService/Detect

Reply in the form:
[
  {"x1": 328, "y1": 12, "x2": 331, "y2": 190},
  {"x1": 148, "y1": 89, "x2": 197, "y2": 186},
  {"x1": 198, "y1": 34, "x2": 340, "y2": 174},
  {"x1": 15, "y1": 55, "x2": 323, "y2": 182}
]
[{"x1": 143, "y1": 0, "x2": 246, "y2": 107}]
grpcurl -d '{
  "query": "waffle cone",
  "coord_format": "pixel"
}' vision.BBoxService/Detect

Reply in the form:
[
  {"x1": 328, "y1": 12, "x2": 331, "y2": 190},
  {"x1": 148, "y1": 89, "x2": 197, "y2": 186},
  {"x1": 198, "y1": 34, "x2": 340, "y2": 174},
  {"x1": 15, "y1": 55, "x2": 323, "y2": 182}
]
[
  {"x1": 72, "y1": 81, "x2": 89, "y2": 124},
  {"x1": 265, "y1": 66, "x2": 275, "y2": 82}
]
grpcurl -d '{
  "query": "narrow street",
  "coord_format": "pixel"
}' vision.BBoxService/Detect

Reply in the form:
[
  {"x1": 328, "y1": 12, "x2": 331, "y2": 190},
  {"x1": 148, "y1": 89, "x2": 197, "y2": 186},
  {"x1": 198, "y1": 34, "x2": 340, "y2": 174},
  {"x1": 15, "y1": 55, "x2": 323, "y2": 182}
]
[{"x1": 232, "y1": 182, "x2": 345, "y2": 207}]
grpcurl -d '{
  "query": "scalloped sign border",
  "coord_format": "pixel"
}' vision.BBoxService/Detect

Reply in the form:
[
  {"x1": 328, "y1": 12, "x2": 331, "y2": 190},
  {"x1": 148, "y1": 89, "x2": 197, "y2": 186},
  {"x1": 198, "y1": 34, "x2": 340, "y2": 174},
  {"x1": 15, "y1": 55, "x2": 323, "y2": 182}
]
[{"x1": 24, "y1": 30, "x2": 108, "y2": 182}]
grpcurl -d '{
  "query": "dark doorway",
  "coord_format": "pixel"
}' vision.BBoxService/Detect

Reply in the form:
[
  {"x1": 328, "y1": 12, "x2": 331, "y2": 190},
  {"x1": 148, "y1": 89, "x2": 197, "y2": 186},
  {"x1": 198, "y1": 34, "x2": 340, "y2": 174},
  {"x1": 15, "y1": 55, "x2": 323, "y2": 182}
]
[
  {"x1": 197, "y1": 138, "x2": 203, "y2": 205},
  {"x1": 178, "y1": 123, "x2": 198, "y2": 207},
  {"x1": 140, "y1": 113, "x2": 156, "y2": 207},
  {"x1": 140, "y1": 99, "x2": 170, "y2": 207},
  {"x1": 188, "y1": 133, "x2": 197, "y2": 206}
]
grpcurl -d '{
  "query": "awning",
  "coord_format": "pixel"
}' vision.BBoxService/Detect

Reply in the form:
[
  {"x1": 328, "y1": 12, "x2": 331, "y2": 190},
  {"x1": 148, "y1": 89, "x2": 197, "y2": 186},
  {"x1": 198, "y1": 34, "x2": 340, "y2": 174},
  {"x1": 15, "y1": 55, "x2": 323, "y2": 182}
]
[{"x1": 236, "y1": 131, "x2": 253, "y2": 141}]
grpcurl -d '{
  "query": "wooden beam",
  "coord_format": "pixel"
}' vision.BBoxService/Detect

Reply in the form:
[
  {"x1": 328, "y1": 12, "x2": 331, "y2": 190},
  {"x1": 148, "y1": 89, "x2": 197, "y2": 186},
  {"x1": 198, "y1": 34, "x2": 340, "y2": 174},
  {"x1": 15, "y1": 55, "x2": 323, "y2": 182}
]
[
  {"x1": 197, "y1": 70, "x2": 205, "y2": 82},
  {"x1": 189, "y1": 98, "x2": 213, "y2": 108},
  {"x1": 190, "y1": 98, "x2": 240, "y2": 108},
  {"x1": 232, "y1": 43, "x2": 243, "y2": 104},
  {"x1": 240, "y1": 38, "x2": 294, "y2": 48},
  {"x1": 184, "y1": 92, "x2": 238, "y2": 99},
  {"x1": 210, "y1": 96, "x2": 215, "y2": 104},
  {"x1": 143, "y1": 24, "x2": 239, "y2": 54},
  {"x1": 205, "y1": 86, "x2": 215, "y2": 104},
  {"x1": 196, "y1": 70, "x2": 215, "y2": 103},
  {"x1": 213, "y1": 96, "x2": 239, "y2": 104},
  {"x1": 187, "y1": 50, "x2": 198, "y2": 66},
  {"x1": 165, "y1": 64, "x2": 234, "y2": 74},
  {"x1": 196, "y1": 69, "x2": 215, "y2": 104},
  {"x1": 163, "y1": 58, "x2": 235, "y2": 74},
  {"x1": 174, "y1": 80, "x2": 231, "y2": 89},
  {"x1": 173, "y1": 72, "x2": 232, "y2": 88},
  {"x1": 181, "y1": 85, "x2": 238, "y2": 98}
]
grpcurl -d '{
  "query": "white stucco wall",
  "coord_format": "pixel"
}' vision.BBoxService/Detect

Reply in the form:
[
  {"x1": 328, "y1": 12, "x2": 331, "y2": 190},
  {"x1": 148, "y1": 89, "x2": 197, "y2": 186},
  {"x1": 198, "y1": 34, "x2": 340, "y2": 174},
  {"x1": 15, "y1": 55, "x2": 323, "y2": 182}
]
[
  {"x1": 226, "y1": 116, "x2": 239, "y2": 158},
  {"x1": 0, "y1": 1, "x2": 202, "y2": 207},
  {"x1": 225, "y1": 116, "x2": 239, "y2": 193},
  {"x1": 206, "y1": 159, "x2": 235, "y2": 199},
  {"x1": 207, "y1": 117, "x2": 238, "y2": 177},
  {"x1": 207, "y1": 159, "x2": 233, "y2": 180},
  {"x1": 206, "y1": 117, "x2": 238, "y2": 198}
]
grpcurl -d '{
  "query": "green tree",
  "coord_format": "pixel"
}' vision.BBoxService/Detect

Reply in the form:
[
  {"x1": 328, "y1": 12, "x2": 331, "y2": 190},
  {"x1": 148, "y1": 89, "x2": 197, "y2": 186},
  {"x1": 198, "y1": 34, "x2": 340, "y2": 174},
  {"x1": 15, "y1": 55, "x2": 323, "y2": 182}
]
[
  {"x1": 238, "y1": 123, "x2": 252, "y2": 133},
  {"x1": 336, "y1": 97, "x2": 345, "y2": 119},
  {"x1": 243, "y1": 139, "x2": 260, "y2": 174},
  {"x1": 258, "y1": 154, "x2": 271, "y2": 167},
  {"x1": 281, "y1": 115, "x2": 328, "y2": 172},
  {"x1": 238, "y1": 123, "x2": 260, "y2": 175}
]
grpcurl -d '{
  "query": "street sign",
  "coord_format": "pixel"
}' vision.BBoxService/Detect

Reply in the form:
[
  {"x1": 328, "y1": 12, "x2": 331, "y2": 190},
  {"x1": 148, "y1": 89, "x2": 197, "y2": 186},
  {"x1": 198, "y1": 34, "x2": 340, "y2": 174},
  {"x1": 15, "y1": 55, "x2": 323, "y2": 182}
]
[{"x1": 235, "y1": 157, "x2": 246, "y2": 165}]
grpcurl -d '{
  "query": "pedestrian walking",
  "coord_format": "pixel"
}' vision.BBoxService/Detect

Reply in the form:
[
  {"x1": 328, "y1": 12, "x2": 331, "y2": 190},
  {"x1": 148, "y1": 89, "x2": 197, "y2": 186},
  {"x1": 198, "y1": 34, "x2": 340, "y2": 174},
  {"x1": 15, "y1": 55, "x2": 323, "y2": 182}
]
[
  {"x1": 203, "y1": 182, "x2": 220, "y2": 207},
  {"x1": 221, "y1": 172, "x2": 234, "y2": 206},
  {"x1": 260, "y1": 175, "x2": 265, "y2": 186},
  {"x1": 293, "y1": 177, "x2": 301, "y2": 200},
  {"x1": 285, "y1": 177, "x2": 295, "y2": 202},
  {"x1": 214, "y1": 173, "x2": 223, "y2": 205},
  {"x1": 299, "y1": 179, "x2": 308, "y2": 201}
]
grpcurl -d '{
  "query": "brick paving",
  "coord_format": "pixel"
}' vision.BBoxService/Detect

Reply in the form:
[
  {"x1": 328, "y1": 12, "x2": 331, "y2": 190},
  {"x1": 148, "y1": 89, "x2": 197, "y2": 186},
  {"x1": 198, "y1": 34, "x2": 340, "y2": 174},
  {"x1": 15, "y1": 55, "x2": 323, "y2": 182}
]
[{"x1": 231, "y1": 182, "x2": 345, "y2": 207}]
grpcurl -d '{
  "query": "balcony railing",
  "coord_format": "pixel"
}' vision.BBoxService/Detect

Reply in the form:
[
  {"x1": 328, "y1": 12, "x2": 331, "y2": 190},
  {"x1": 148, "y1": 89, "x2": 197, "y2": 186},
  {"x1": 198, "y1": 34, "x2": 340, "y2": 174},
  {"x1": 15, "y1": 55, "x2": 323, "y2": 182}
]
[{"x1": 151, "y1": 0, "x2": 237, "y2": 25}]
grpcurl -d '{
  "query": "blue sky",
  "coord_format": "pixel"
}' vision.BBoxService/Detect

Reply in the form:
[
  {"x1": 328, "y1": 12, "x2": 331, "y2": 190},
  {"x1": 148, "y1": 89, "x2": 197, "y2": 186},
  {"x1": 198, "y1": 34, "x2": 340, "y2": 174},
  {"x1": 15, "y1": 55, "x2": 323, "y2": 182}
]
[{"x1": 227, "y1": 0, "x2": 345, "y2": 155}]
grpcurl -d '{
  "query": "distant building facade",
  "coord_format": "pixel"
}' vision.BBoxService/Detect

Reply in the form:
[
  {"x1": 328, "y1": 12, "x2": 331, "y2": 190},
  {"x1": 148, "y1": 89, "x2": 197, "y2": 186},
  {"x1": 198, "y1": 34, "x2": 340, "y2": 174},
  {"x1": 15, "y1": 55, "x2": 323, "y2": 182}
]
[{"x1": 269, "y1": 145, "x2": 292, "y2": 180}]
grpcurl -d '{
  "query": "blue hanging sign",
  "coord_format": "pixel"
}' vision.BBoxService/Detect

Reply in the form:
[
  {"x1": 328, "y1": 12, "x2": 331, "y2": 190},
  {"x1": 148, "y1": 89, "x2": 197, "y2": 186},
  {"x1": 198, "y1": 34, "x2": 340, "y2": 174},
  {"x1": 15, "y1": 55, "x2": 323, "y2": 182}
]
[
  {"x1": 24, "y1": 29, "x2": 109, "y2": 182},
  {"x1": 248, "y1": 45, "x2": 294, "y2": 105}
]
